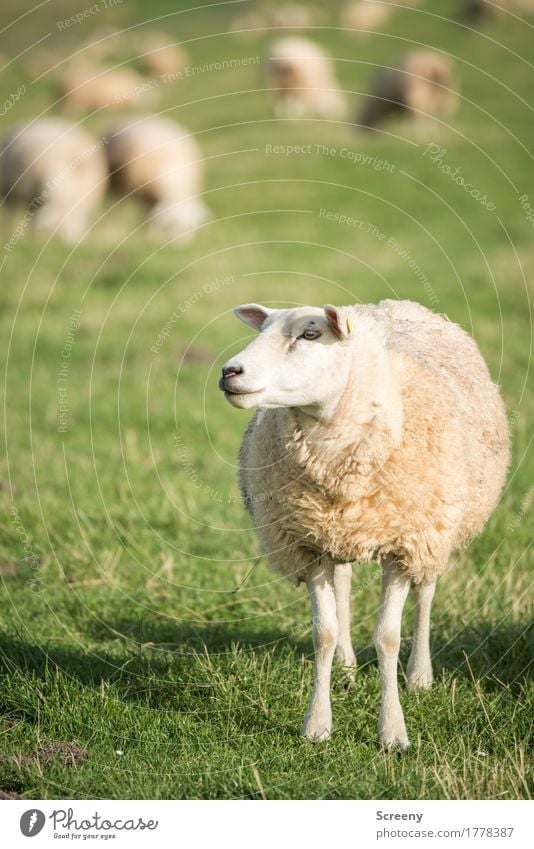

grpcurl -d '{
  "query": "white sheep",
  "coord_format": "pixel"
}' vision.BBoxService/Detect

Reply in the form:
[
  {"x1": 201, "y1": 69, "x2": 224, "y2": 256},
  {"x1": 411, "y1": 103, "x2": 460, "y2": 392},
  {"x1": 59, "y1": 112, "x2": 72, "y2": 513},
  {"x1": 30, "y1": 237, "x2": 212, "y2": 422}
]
[
  {"x1": 265, "y1": 37, "x2": 347, "y2": 119},
  {"x1": 1, "y1": 119, "x2": 107, "y2": 242},
  {"x1": 104, "y1": 116, "x2": 210, "y2": 242},
  {"x1": 341, "y1": 1, "x2": 395, "y2": 33},
  {"x1": 357, "y1": 50, "x2": 457, "y2": 131},
  {"x1": 220, "y1": 300, "x2": 509, "y2": 749},
  {"x1": 59, "y1": 65, "x2": 157, "y2": 112}
]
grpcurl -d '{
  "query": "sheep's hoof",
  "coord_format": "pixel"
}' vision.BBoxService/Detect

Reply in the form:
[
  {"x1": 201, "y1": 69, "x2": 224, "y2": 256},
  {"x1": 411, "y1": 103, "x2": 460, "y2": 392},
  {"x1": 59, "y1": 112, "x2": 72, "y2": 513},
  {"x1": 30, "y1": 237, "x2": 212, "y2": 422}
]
[
  {"x1": 339, "y1": 665, "x2": 357, "y2": 691},
  {"x1": 335, "y1": 646, "x2": 357, "y2": 668},
  {"x1": 379, "y1": 730, "x2": 410, "y2": 753},
  {"x1": 303, "y1": 726, "x2": 332, "y2": 743},
  {"x1": 302, "y1": 710, "x2": 332, "y2": 742},
  {"x1": 335, "y1": 649, "x2": 357, "y2": 689},
  {"x1": 378, "y1": 717, "x2": 410, "y2": 752},
  {"x1": 406, "y1": 667, "x2": 433, "y2": 691}
]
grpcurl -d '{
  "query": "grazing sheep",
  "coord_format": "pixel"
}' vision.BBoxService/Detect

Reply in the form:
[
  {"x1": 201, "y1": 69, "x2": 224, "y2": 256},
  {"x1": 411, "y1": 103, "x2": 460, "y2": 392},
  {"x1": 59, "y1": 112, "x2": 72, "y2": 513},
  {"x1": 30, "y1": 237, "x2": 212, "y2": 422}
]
[
  {"x1": 357, "y1": 51, "x2": 457, "y2": 131},
  {"x1": 266, "y1": 37, "x2": 347, "y2": 119},
  {"x1": 1, "y1": 119, "x2": 107, "y2": 241},
  {"x1": 219, "y1": 300, "x2": 509, "y2": 749},
  {"x1": 104, "y1": 116, "x2": 210, "y2": 242},
  {"x1": 341, "y1": 0, "x2": 394, "y2": 33},
  {"x1": 60, "y1": 65, "x2": 157, "y2": 112}
]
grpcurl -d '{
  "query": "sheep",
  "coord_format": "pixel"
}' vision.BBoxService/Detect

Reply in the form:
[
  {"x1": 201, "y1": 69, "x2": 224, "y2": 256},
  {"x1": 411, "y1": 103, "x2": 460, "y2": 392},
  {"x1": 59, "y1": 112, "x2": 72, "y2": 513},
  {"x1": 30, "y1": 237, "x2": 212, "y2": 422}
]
[
  {"x1": 0, "y1": 119, "x2": 107, "y2": 242},
  {"x1": 341, "y1": 0, "x2": 395, "y2": 33},
  {"x1": 103, "y1": 116, "x2": 210, "y2": 242},
  {"x1": 219, "y1": 300, "x2": 509, "y2": 749},
  {"x1": 59, "y1": 65, "x2": 157, "y2": 112},
  {"x1": 265, "y1": 37, "x2": 347, "y2": 119},
  {"x1": 357, "y1": 50, "x2": 457, "y2": 132}
]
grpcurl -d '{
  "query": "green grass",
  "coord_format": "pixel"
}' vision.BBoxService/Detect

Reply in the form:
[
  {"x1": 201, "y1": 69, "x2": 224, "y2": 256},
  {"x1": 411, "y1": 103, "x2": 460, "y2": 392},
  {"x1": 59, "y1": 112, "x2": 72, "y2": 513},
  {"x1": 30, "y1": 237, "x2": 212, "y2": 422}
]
[{"x1": 0, "y1": 0, "x2": 532, "y2": 799}]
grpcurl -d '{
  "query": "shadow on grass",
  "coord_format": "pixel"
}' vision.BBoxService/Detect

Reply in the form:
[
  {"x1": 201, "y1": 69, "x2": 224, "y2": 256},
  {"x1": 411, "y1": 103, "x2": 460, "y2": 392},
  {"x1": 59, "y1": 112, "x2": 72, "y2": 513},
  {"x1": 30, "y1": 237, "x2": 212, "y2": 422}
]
[
  {"x1": 430, "y1": 618, "x2": 533, "y2": 694},
  {"x1": 0, "y1": 617, "x2": 531, "y2": 718}
]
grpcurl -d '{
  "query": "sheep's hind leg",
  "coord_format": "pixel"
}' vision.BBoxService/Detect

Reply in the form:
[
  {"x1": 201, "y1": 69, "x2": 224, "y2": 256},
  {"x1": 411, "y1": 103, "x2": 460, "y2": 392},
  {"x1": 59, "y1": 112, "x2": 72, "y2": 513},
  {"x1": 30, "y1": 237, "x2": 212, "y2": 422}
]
[
  {"x1": 374, "y1": 558, "x2": 411, "y2": 751},
  {"x1": 407, "y1": 580, "x2": 436, "y2": 690},
  {"x1": 302, "y1": 558, "x2": 338, "y2": 742},
  {"x1": 334, "y1": 562, "x2": 357, "y2": 671}
]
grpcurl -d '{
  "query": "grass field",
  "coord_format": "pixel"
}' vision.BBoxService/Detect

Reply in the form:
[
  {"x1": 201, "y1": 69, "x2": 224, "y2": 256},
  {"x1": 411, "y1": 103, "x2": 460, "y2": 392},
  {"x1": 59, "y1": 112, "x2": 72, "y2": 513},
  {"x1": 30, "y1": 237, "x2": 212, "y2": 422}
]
[{"x1": 0, "y1": 0, "x2": 532, "y2": 799}]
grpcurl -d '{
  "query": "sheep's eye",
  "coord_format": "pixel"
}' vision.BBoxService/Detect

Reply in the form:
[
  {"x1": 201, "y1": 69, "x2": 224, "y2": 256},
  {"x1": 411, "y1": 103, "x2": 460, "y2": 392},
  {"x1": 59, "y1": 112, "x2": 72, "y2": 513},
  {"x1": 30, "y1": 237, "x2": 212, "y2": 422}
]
[{"x1": 300, "y1": 327, "x2": 321, "y2": 341}]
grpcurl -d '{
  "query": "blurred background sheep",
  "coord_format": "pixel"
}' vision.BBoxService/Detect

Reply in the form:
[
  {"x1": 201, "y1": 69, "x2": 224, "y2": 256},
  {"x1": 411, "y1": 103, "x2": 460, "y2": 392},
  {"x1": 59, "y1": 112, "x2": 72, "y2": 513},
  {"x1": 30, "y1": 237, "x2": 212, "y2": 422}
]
[
  {"x1": 266, "y1": 36, "x2": 347, "y2": 119},
  {"x1": 0, "y1": 119, "x2": 106, "y2": 242},
  {"x1": 59, "y1": 64, "x2": 158, "y2": 112},
  {"x1": 341, "y1": 0, "x2": 422, "y2": 33},
  {"x1": 104, "y1": 115, "x2": 210, "y2": 242},
  {"x1": 340, "y1": 0, "x2": 395, "y2": 33},
  {"x1": 357, "y1": 50, "x2": 457, "y2": 132}
]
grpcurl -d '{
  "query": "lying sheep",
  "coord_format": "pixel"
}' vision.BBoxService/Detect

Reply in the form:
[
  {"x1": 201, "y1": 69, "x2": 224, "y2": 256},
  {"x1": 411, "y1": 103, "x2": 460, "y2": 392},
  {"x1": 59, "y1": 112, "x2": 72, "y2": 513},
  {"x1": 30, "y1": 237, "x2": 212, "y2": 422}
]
[
  {"x1": 1, "y1": 119, "x2": 107, "y2": 241},
  {"x1": 60, "y1": 65, "x2": 157, "y2": 112},
  {"x1": 266, "y1": 37, "x2": 347, "y2": 119},
  {"x1": 104, "y1": 116, "x2": 210, "y2": 242},
  {"x1": 357, "y1": 51, "x2": 457, "y2": 131},
  {"x1": 220, "y1": 300, "x2": 509, "y2": 749}
]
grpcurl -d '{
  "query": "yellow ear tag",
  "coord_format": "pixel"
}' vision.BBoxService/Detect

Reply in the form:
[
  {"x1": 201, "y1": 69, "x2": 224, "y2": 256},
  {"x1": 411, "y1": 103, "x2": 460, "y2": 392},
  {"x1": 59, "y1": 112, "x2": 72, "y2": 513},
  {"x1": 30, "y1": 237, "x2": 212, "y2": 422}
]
[{"x1": 346, "y1": 317, "x2": 353, "y2": 335}]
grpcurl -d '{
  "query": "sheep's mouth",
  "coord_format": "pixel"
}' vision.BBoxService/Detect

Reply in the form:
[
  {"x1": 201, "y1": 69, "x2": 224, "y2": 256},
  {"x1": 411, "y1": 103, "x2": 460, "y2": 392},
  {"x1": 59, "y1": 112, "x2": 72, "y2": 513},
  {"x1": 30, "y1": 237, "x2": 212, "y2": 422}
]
[
  {"x1": 218, "y1": 377, "x2": 264, "y2": 397},
  {"x1": 221, "y1": 383, "x2": 265, "y2": 407},
  {"x1": 223, "y1": 387, "x2": 264, "y2": 397}
]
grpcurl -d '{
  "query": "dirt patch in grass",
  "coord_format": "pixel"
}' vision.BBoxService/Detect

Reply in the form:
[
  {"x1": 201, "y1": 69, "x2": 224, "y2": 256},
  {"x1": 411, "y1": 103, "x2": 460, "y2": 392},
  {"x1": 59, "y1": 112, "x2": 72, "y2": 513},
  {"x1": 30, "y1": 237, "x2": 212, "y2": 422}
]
[
  {"x1": 0, "y1": 788, "x2": 21, "y2": 799},
  {"x1": 34, "y1": 741, "x2": 88, "y2": 768}
]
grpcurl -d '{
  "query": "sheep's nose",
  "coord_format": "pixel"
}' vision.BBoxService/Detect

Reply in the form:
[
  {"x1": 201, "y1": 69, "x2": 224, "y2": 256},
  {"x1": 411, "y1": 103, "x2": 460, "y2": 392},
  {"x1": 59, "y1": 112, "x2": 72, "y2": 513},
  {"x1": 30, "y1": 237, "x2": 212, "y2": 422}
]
[
  {"x1": 219, "y1": 364, "x2": 244, "y2": 391},
  {"x1": 222, "y1": 364, "x2": 243, "y2": 380}
]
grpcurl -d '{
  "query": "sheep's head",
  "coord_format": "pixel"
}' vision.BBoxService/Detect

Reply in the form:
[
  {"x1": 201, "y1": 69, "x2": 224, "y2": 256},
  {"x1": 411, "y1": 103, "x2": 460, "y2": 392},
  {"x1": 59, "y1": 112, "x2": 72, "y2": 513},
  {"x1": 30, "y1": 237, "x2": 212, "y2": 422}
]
[{"x1": 219, "y1": 304, "x2": 354, "y2": 419}]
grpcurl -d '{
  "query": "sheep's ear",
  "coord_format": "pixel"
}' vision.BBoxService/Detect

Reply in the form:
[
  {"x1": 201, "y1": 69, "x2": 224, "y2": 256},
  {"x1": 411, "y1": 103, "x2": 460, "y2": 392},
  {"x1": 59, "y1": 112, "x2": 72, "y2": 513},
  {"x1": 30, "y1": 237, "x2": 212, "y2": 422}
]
[
  {"x1": 233, "y1": 304, "x2": 273, "y2": 332},
  {"x1": 324, "y1": 304, "x2": 352, "y2": 339}
]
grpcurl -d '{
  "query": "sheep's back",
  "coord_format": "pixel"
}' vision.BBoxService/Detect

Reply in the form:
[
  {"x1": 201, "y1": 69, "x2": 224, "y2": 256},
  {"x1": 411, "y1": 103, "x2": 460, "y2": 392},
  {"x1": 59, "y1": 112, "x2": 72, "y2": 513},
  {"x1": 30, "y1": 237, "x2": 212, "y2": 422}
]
[{"x1": 372, "y1": 300, "x2": 510, "y2": 539}]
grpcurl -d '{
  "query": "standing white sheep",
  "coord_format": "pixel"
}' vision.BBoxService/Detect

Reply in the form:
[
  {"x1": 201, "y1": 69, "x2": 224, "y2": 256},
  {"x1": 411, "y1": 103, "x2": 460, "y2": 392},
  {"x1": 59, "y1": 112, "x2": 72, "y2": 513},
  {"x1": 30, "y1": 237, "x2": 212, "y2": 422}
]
[
  {"x1": 1, "y1": 119, "x2": 107, "y2": 242},
  {"x1": 104, "y1": 116, "x2": 210, "y2": 242},
  {"x1": 219, "y1": 300, "x2": 509, "y2": 749},
  {"x1": 357, "y1": 51, "x2": 457, "y2": 131},
  {"x1": 265, "y1": 37, "x2": 347, "y2": 119}
]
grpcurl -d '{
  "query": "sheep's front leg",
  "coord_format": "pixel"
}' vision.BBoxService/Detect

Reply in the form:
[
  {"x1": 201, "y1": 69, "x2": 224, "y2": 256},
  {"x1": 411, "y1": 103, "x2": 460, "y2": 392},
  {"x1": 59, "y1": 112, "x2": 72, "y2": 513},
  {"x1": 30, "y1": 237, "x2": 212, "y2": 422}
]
[
  {"x1": 374, "y1": 560, "x2": 411, "y2": 751},
  {"x1": 407, "y1": 580, "x2": 436, "y2": 690},
  {"x1": 334, "y1": 562, "x2": 357, "y2": 669},
  {"x1": 302, "y1": 558, "x2": 338, "y2": 742}
]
